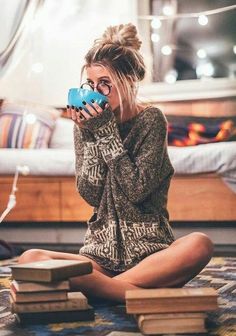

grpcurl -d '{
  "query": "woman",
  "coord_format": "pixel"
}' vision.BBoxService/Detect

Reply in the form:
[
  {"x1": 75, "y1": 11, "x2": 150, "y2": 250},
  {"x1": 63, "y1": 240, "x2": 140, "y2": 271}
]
[{"x1": 19, "y1": 23, "x2": 213, "y2": 302}]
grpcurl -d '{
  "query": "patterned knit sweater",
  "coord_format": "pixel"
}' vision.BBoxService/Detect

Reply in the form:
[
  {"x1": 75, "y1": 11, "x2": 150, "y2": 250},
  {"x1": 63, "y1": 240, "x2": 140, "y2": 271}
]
[{"x1": 73, "y1": 106, "x2": 175, "y2": 272}]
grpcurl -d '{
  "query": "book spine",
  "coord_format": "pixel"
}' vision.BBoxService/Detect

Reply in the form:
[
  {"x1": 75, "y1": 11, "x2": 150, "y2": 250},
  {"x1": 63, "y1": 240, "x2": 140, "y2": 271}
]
[
  {"x1": 11, "y1": 290, "x2": 67, "y2": 303},
  {"x1": 11, "y1": 297, "x2": 89, "y2": 313},
  {"x1": 12, "y1": 280, "x2": 70, "y2": 292},
  {"x1": 11, "y1": 268, "x2": 50, "y2": 282},
  {"x1": 126, "y1": 300, "x2": 218, "y2": 314}
]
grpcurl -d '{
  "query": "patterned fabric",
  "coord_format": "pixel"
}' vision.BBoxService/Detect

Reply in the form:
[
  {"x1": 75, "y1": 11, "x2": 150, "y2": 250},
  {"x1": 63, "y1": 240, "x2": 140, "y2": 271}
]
[
  {"x1": 0, "y1": 100, "x2": 61, "y2": 148},
  {"x1": 74, "y1": 107, "x2": 175, "y2": 272},
  {"x1": 168, "y1": 120, "x2": 236, "y2": 146},
  {"x1": 0, "y1": 257, "x2": 235, "y2": 335},
  {"x1": 94, "y1": 116, "x2": 125, "y2": 163},
  {"x1": 81, "y1": 219, "x2": 174, "y2": 271},
  {"x1": 81, "y1": 141, "x2": 107, "y2": 186}
]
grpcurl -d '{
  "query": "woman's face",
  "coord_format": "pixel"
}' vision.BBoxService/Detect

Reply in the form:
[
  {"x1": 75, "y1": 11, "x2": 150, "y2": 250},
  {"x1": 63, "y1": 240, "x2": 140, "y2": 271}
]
[{"x1": 85, "y1": 65, "x2": 120, "y2": 111}]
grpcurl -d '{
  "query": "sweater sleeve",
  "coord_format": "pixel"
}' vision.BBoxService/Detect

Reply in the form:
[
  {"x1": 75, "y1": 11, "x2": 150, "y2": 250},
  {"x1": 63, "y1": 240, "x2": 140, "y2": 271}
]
[
  {"x1": 93, "y1": 109, "x2": 169, "y2": 204},
  {"x1": 73, "y1": 124, "x2": 107, "y2": 207}
]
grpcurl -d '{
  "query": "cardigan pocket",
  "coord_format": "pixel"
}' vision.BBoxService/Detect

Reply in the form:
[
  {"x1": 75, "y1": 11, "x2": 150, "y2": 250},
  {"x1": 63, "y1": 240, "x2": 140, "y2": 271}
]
[
  {"x1": 86, "y1": 216, "x2": 117, "y2": 244},
  {"x1": 120, "y1": 220, "x2": 163, "y2": 243}
]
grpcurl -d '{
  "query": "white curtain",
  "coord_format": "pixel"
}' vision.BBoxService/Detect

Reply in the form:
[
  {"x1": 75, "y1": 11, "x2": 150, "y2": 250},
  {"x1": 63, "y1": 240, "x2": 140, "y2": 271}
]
[
  {"x1": 0, "y1": 0, "x2": 43, "y2": 75},
  {"x1": 0, "y1": 0, "x2": 137, "y2": 106}
]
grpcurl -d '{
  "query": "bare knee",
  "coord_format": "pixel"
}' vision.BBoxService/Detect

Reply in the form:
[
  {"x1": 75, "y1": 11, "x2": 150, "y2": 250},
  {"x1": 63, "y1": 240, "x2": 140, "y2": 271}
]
[
  {"x1": 18, "y1": 249, "x2": 50, "y2": 264},
  {"x1": 187, "y1": 232, "x2": 214, "y2": 266}
]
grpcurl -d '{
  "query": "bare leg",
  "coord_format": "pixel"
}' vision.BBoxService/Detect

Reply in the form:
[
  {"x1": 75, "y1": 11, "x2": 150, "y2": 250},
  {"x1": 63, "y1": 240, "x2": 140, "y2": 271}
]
[
  {"x1": 114, "y1": 232, "x2": 214, "y2": 288},
  {"x1": 18, "y1": 232, "x2": 213, "y2": 302},
  {"x1": 18, "y1": 249, "x2": 139, "y2": 302}
]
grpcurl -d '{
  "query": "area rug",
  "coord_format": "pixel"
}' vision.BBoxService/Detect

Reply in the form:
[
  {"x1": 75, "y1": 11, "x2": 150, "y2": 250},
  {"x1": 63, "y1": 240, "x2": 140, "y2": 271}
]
[{"x1": 0, "y1": 257, "x2": 235, "y2": 336}]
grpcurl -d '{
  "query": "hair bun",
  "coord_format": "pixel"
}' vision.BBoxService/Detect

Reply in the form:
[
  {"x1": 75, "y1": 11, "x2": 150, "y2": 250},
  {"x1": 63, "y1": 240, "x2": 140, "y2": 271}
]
[{"x1": 100, "y1": 23, "x2": 142, "y2": 51}]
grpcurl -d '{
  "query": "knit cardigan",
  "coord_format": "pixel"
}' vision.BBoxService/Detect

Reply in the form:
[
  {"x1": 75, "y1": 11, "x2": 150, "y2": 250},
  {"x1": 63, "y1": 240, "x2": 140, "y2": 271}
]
[{"x1": 73, "y1": 106, "x2": 175, "y2": 272}]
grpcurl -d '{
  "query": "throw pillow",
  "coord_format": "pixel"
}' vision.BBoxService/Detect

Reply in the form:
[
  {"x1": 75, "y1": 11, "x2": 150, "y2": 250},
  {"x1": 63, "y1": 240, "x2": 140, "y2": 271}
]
[
  {"x1": 0, "y1": 100, "x2": 61, "y2": 148},
  {"x1": 166, "y1": 115, "x2": 236, "y2": 146}
]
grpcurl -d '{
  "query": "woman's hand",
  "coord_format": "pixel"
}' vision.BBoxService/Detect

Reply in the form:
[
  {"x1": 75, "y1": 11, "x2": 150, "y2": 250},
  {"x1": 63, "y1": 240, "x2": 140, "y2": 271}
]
[{"x1": 66, "y1": 101, "x2": 109, "y2": 127}]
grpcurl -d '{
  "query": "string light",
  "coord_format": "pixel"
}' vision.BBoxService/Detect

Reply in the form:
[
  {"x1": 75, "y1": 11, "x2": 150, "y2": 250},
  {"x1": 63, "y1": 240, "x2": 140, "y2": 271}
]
[
  {"x1": 196, "y1": 63, "x2": 214, "y2": 78},
  {"x1": 24, "y1": 113, "x2": 37, "y2": 124},
  {"x1": 151, "y1": 18, "x2": 162, "y2": 29},
  {"x1": 161, "y1": 45, "x2": 172, "y2": 55},
  {"x1": 162, "y1": 5, "x2": 174, "y2": 16},
  {"x1": 197, "y1": 49, "x2": 207, "y2": 59},
  {"x1": 233, "y1": 45, "x2": 236, "y2": 54},
  {"x1": 138, "y1": 4, "x2": 236, "y2": 21},
  {"x1": 151, "y1": 33, "x2": 160, "y2": 43},
  {"x1": 164, "y1": 69, "x2": 178, "y2": 83},
  {"x1": 198, "y1": 15, "x2": 208, "y2": 26}
]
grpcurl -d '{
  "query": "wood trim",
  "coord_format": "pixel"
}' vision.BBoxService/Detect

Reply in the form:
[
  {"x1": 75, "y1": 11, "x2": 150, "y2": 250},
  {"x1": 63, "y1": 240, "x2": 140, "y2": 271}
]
[{"x1": 155, "y1": 97, "x2": 236, "y2": 117}]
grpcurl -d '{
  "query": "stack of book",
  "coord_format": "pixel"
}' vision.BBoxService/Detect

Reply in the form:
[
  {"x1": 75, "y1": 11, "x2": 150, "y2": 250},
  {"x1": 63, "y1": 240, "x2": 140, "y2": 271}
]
[
  {"x1": 10, "y1": 259, "x2": 94, "y2": 325},
  {"x1": 126, "y1": 287, "x2": 218, "y2": 334}
]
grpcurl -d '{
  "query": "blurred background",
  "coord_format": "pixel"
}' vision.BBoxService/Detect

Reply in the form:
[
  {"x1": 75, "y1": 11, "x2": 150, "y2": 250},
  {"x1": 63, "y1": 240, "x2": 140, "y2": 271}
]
[{"x1": 0, "y1": 0, "x2": 235, "y2": 105}]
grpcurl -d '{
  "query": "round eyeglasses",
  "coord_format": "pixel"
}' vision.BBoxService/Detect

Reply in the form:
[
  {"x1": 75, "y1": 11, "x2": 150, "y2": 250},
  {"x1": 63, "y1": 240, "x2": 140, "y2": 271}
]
[{"x1": 80, "y1": 82, "x2": 112, "y2": 96}]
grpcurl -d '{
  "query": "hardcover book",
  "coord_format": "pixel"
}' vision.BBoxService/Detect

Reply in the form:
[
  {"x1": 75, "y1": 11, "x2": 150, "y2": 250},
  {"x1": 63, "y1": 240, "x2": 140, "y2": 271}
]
[
  {"x1": 16, "y1": 305, "x2": 95, "y2": 324},
  {"x1": 10, "y1": 287, "x2": 67, "y2": 303},
  {"x1": 126, "y1": 287, "x2": 218, "y2": 314},
  {"x1": 10, "y1": 259, "x2": 92, "y2": 282},
  {"x1": 11, "y1": 279, "x2": 70, "y2": 292},
  {"x1": 11, "y1": 291, "x2": 89, "y2": 313},
  {"x1": 137, "y1": 312, "x2": 207, "y2": 334}
]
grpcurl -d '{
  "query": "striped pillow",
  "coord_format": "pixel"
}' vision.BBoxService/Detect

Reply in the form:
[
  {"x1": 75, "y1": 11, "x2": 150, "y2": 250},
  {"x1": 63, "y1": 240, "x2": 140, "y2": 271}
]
[{"x1": 0, "y1": 100, "x2": 61, "y2": 148}]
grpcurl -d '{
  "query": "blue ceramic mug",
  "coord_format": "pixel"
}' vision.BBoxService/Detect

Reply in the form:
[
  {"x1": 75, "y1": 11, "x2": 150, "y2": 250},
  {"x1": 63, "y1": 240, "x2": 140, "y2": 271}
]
[{"x1": 68, "y1": 88, "x2": 108, "y2": 115}]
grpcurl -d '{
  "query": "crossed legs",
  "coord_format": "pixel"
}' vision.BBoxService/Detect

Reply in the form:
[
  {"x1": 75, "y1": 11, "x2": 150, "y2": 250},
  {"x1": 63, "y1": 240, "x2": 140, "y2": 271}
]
[{"x1": 18, "y1": 232, "x2": 213, "y2": 303}]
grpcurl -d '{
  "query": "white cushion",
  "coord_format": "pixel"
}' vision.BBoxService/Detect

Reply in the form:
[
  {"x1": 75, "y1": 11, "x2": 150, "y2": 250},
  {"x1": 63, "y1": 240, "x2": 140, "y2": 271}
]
[
  {"x1": 0, "y1": 148, "x2": 75, "y2": 175},
  {"x1": 50, "y1": 117, "x2": 74, "y2": 149}
]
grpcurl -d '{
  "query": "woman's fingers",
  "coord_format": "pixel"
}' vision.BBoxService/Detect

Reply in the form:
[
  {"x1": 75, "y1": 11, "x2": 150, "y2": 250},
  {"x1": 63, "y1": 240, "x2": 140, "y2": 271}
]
[
  {"x1": 82, "y1": 101, "x2": 98, "y2": 117},
  {"x1": 90, "y1": 100, "x2": 103, "y2": 114},
  {"x1": 75, "y1": 107, "x2": 90, "y2": 120},
  {"x1": 67, "y1": 100, "x2": 110, "y2": 124},
  {"x1": 71, "y1": 106, "x2": 77, "y2": 121}
]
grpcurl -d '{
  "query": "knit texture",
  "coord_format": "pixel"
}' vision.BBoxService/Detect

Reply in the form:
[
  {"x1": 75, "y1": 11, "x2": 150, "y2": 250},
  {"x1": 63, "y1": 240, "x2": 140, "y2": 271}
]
[{"x1": 74, "y1": 107, "x2": 175, "y2": 272}]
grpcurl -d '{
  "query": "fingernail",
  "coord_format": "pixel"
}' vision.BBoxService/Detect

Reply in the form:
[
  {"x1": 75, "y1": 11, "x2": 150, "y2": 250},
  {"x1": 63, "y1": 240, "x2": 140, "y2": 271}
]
[
  {"x1": 79, "y1": 107, "x2": 83, "y2": 110},
  {"x1": 82, "y1": 101, "x2": 86, "y2": 105},
  {"x1": 91, "y1": 99, "x2": 94, "y2": 103},
  {"x1": 75, "y1": 107, "x2": 79, "y2": 112},
  {"x1": 71, "y1": 105, "x2": 75, "y2": 109},
  {"x1": 66, "y1": 105, "x2": 70, "y2": 108}
]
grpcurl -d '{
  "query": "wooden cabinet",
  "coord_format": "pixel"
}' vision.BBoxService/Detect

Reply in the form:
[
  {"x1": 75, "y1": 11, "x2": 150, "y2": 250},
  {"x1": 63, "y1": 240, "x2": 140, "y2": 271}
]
[
  {"x1": 0, "y1": 176, "x2": 92, "y2": 222},
  {"x1": 168, "y1": 174, "x2": 236, "y2": 221},
  {"x1": 60, "y1": 179, "x2": 93, "y2": 221},
  {"x1": 1, "y1": 174, "x2": 236, "y2": 222}
]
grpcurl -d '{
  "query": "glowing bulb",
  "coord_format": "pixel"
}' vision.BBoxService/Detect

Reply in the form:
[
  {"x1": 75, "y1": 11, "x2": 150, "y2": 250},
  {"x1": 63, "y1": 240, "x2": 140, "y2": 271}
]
[
  {"x1": 161, "y1": 45, "x2": 172, "y2": 55},
  {"x1": 197, "y1": 49, "x2": 207, "y2": 59},
  {"x1": 32, "y1": 63, "x2": 44, "y2": 73},
  {"x1": 163, "y1": 5, "x2": 174, "y2": 16},
  {"x1": 151, "y1": 18, "x2": 162, "y2": 29},
  {"x1": 198, "y1": 15, "x2": 208, "y2": 26},
  {"x1": 233, "y1": 45, "x2": 236, "y2": 54},
  {"x1": 24, "y1": 113, "x2": 37, "y2": 124},
  {"x1": 164, "y1": 69, "x2": 178, "y2": 84},
  {"x1": 151, "y1": 33, "x2": 160, "y2": 43},
  {"x1": 196, "y1": 62, "x2": 214, "y2": 78}
]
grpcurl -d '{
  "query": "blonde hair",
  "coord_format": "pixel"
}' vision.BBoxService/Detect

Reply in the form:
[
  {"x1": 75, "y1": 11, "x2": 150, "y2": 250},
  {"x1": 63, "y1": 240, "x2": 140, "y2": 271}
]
[{"x1": 81, "y1": 23, "x2": 145, "y2": 120}]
